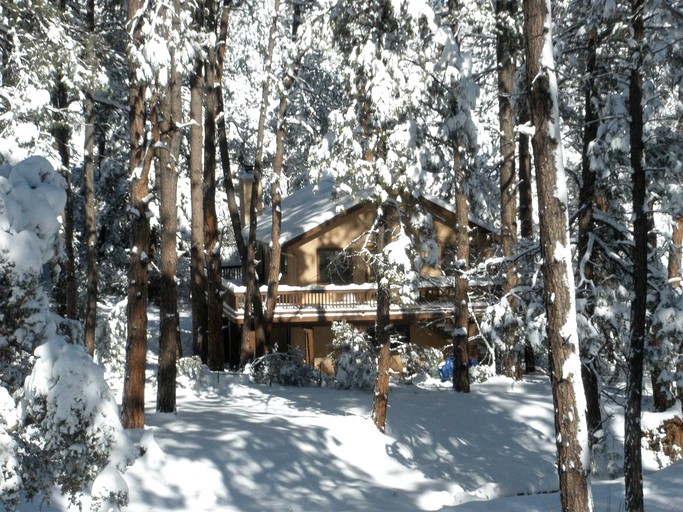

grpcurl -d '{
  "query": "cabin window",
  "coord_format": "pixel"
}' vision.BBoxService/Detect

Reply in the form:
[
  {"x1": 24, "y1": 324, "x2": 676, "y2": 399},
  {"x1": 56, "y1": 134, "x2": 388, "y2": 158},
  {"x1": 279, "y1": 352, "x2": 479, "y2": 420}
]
[
  {"x1": 280, "y1": 254, "x2": 288, "y2": 275},
  {"x1": 318, "y1": 248, "x2": 353, "y2": 284}
]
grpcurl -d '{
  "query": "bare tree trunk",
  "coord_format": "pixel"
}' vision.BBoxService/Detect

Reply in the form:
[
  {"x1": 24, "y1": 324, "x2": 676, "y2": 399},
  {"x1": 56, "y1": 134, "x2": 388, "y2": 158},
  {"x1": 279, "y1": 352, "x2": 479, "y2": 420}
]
[
  {"x1": 122, "y1": 0, "x2": 151, "y2": 429},
  {"x1": 577, "y1": 27, "x2": 603, "y2": 444},
  {"x1": 625, "y1": 0, "x2": 646, "y2": 508},
  {"x1": 264, "y1": 4, "x2": 302, "y2": 347},
  {"x1": 190, "y1": 81, "x2": 207, "y2": 363},
  {"x1": 453, "y1": 151, "x2": 470, "y2": 393},
  {"x1": 204, "y1": 0, "x2": 224, "y2": 372},
  {"x1": 524, "y1": 0, "x2": 594, "y2": 510},
  {"x1": 244, "y1": 0, "x2": 281, "y2": 359},
  {"x1": 518, "y1": 96, "x2": 536, "y2": 373},
  {"x1": 518, "y1": 106, "x2": 534, "y2": 241},
  {"x1": 674, "y1": 219, "x2": 683, "y2": 412},
  {"x1": 496, "y1": 0, "x2": 520, "y2": 380},
  {"x1": 372, "y1": 205, "x2": 391, "y2": 433},
  {"x1": 52, "y1": 0, "x2": 77, "y2": 320},
  {"x1": 444, "y1": 0, "x2": 471, "y2": 393},
  {"x1": 156, "y1": 0, "x2": 181, "y2": 412},
  {"x1": 189, "y1": 3, "x2": 207, "y2": 363},
  {"x1": 83, "y1": 0, "x2": 97, "y2": 357}
]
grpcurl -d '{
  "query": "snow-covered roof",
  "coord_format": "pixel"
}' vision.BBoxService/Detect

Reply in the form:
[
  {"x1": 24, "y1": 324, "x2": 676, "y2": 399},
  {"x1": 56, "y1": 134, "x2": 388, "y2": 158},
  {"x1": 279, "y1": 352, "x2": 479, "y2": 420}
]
[
  {"x1": 249, "y1": 180, "x2": 496, "y2": 247},
  {"x1": 421, "y1": 194, "x2": 498, "y2": 234},
  {"x1": 250, "y1": 176, "x2": 366, "y2": 247}
]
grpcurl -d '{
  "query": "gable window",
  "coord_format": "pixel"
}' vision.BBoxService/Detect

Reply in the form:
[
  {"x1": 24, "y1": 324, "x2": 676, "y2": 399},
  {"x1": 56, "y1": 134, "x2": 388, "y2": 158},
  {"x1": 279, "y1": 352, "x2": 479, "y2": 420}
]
[
  {"x1": 280, "y1": 254, "x2": 288, "y2": 276},
  {"x1": 318, "y1": 248, "x2": 353, "y2": 284}
]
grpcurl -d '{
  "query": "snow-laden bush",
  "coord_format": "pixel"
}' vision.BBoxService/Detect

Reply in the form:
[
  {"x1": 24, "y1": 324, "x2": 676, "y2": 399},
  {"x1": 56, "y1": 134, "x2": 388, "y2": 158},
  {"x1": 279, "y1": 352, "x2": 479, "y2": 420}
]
[
  {"x1": 177, "y1": 355, "x2": 203, "y2": 380},
  {"x1": 470, "y1": 363, "x2": 495, "y2": 383},
  {"x1": 19, "y1": 337, "x2": 134, "y2": 507},
  {"x1": 0, "y1": 386, "x2": 21, "y2": 509},
  {"x1": 0, "y1": 257, "x2": 51, "y2": 394},
  {"x1": 95, "y1": 298, "x2": 128, "y2": 385},
  {"x1": 481, "y1": 298, "x2": 525, "y2": 372},
  {"x1": 394, "y1": 342, "x2": 442, "y2": 382},
  {"x1": 330, "y1": 321, "x2": 376, "y2": 390},
  {"x1": 249, "y1": 347, "x2": 318, "y2": 386},
  {"x1": 648, "y1": 287, "x2": 683, "y2": 402}
]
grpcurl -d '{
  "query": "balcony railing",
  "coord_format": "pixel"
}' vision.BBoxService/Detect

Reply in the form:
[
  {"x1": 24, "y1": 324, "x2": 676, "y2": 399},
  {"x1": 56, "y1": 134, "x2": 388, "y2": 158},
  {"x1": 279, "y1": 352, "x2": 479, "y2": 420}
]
[{"x1": 221, "y1": 275, "x2": 466, "y2": 324}]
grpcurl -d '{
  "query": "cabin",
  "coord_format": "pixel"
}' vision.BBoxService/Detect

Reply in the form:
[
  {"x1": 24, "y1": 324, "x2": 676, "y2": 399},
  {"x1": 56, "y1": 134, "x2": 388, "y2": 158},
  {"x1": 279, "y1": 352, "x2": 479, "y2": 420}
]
[{"x1": 221, "y1": 176, "x2": 495, "y2": 368}]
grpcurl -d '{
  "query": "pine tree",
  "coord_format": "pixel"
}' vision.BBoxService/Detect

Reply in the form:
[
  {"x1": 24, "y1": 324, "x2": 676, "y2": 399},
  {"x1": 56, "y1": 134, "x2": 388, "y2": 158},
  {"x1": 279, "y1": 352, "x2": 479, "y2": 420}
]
[
  {"x1": 523, "y1": 0, "x2": 593, "y2": 509},
  {"x1": 122, "y1": 0, "x2": 152, "y2": 429},
  {"x1": 624, "y1": 0, "x2": 646, "y2": 508}
]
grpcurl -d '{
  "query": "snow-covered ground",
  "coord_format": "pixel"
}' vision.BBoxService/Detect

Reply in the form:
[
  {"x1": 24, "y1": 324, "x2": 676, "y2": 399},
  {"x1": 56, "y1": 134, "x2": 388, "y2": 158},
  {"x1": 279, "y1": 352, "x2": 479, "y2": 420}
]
[{"x1": 20, "y1": 305, "x2": 683, "y2": 511}]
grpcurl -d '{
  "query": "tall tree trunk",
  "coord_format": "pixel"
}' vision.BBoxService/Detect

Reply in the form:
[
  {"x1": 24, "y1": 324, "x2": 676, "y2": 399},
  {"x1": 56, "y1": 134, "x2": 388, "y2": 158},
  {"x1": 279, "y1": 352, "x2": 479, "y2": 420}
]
[
  {"x1": 669, "y1": 218, "x2": 683, "y2": 287},
  {"x1": 496, "y1": 0, "x2": 521, "y2": 380},
  {"x1": 122, "y1": 0, "x2": 151, "y2": 430},
  {"x1": 83, "y1": 0, "x2": 97, "y2": 356},
  {"x1": 577, "y1": 27, "x2": 603, "y2": 444},
  {"x1": 672, "y1": 218, "x2": 683, "y2": 411},
  {"x1": 244, "y1": 0, "x2": 281, "y2": 360},
  {"x1": 518, "y1": 105, "x2": 534, "y2": 241},
  {"x1": 524, "y1": 0, "x2": 594, "y2": 510},
  {"x1": 52, "y1": 0, "x2": 77, "y2": 320},
  {"x1": 453, "y1": 150, "x2": 470, "y2": 393},
  {"x1": 264, "y1": 4, "x2": 302, "y2": 347},
  {"x1": 156, "y1": 0, "x2": 181, "y2": 413},
  {"x1": 518, "y1": 96, "x2": 536, "y2": 373},
  {"x1": 625, "y1": 0, "x2": 646, "y2": 509},
  {"x1": 372, "y1": 205, "x2": 391, "y2": 433},
  {"x1": 204, "y1": 0, "x2": 224, "y2": 372},
  {"x1": 190, "y1": 3, "x2": 207, "y2": 363},
  {"x1": 445, "y1": 0, "x2": 471, "y2": 393}
]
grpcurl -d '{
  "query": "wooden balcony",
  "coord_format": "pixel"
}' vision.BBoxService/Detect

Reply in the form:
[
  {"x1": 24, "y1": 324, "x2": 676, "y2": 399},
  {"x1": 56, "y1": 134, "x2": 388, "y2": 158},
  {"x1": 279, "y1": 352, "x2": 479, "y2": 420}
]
[{"x1": 221, "y1": 277, "x2": 461, "y2": 326}]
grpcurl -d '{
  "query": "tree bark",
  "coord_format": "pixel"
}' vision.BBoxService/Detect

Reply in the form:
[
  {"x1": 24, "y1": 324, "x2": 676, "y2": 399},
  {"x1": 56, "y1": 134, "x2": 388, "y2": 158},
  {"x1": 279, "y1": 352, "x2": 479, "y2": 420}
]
[
  {"x1": 243, "y1": 0, "x2": 281, "y2": 360},
  {"x1": 625, "y1": 0, "x2": 646, "y2": 509},
  {"x1": 524, "y1": 0, "x2": 594, "y2": 510},
  {"x1": 669, "y1": 218, "x2": 683, "y2": 287},
  {"x1": 496, "y1": 0, "x2": 521, "y2": 380},
  {"x1": 577, "y1": 27, "x2": 603, "y2": 444},
  {"x1": 156, "y1": 0, "x2": 181, "y2": 413},
  {"x1": 518, "y1": 104, "x2": 534, "y2": 241},
  {"x1": 518, "y1": 97, "x2": 536, "y2": 373},
  {"x1": 204, "y1": 0, "x2": 224, "y2": 372},
  {"x1": 445, "y1": 0, "x2": 471, "y2": 393},
  {"x1": 189, "y1": 1, "x2": 207, "y2": 363},
  {"x1": 372, "y1": 205, "x2": 391, "y2": 433},
  {"x1": 52, "y1": 0, "x2": 77, "y2": 321},
  {"x1": 264, "y1": 4, "x2": 302, "y2": 347},
  {"x1": 83, "y1": 0, "x2": 97, "y2": 357},
  {"x1": 122, "y1": 0, "x2": 151, "y2": 429},
  {"x1": 453, "y1": 150, "x2": 470, "y2": 393}
]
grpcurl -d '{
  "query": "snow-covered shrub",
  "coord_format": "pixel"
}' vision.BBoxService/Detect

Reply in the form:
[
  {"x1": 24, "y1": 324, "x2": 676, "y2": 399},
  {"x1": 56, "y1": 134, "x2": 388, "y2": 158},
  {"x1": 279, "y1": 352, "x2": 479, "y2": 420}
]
[
  {"x1": 19, "y1": 337, "x2": 134, "y2": 506},
  {"x1": 0, "y1": 387, "x2": 21, "y2": 509},
  {"x1": 481, "y1": 298, "x2": 525, "y2": 373},
  {"x1": 177, "y1": 355, "x2": 203, "y2": 380},
  {"x1": 95, "y1": 298, "x2": 129, "y2": 384},
  {"x1": 0, "y1": 156, "x2": 66, "y2": 394},
  {"x1": 648, "y1": 287, "x2": 683, "y2": 403},
  {"x1": 470, "y1": 363, "x2": 495, "y2": 383},
  {"x1": 394, "y1": 342, "x2": 442, "y2": 382},
  {"x1": 330, "y1": 321, "x2": 376, "y2": 390},
  {"x1": 0, "y1": 257, "x2": 50, "y2": 394},
  {"x1": 250, "y1": 347, "x2": 318, "y2": 387}
]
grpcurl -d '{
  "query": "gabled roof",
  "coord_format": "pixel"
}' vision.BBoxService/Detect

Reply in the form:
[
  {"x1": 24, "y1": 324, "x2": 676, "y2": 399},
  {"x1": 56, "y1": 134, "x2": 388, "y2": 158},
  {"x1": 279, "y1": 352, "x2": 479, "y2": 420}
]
[
  {"x1": 250, "y1": 177, "x2": 495, "y2": 247},
  {"x1": 250, "y1": 176, "x2": 366, "y2": 247}
]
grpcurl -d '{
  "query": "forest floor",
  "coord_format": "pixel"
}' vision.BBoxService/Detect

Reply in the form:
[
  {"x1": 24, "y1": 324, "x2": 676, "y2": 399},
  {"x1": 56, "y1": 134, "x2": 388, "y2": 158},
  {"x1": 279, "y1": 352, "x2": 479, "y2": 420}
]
[{"x1": 20, "y1": 301, "x2": 683, "y2": 511}]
